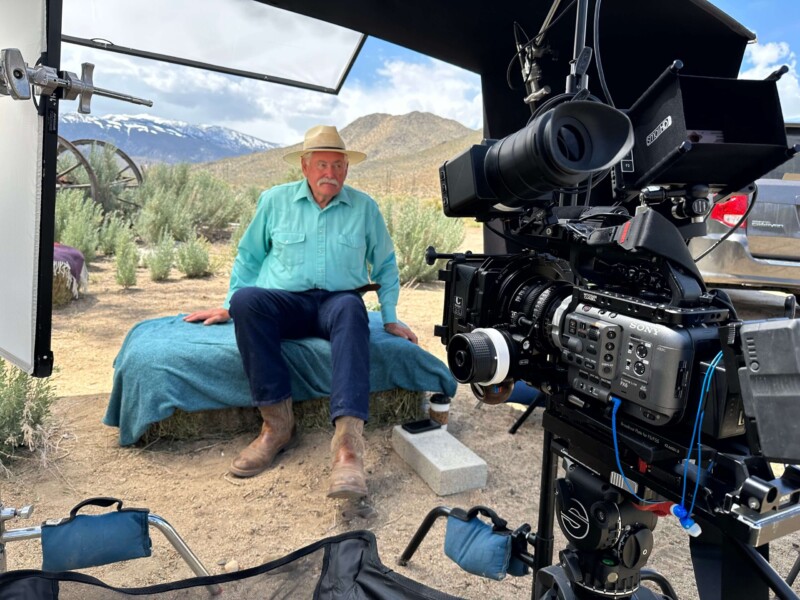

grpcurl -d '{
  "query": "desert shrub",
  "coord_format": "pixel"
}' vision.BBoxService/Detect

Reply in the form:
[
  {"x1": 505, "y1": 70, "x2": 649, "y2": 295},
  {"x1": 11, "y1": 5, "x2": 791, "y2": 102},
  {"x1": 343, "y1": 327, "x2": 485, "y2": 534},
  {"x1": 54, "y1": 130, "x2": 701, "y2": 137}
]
[
  {"x1": 85, "y1": 143, "x2": 139, "y2": 214},
  {"x1": 272, "y1": 167, "x2": 303, "y2": 186},
  {"x1": 176, "y1": 234, "x2": 212, "y2": 278},
  {"x1": 98, "y1": 211, "x2": 129, "y2": 256},
  {"x1": 147, "y1": 232, "x2": 175, "y2": 281},
  {"x1": 135, "y1": 185, "x2": 195, "y2": 245},
  {"x1": 54, "y1": 189, "x2": 103, "y2": 263},
  {"x1": 229, "y1": 186, "x2": 261, "y2": 256},
  {"x1": 134, "y1": 163, "x2": 191, "y2": 209},
  {"x1": 0, "y1": 359, "x2": 55, "y2": 463},
  {"x1": 114, "y1": 230, "x2": 138, "y2": 288},
  {"x1": 184, "y1": 171, "x2": 248, "y2": 233},
  {"x1": 377, "y1": 195, "x2": 465, "y2": 284},
  {"x1": 133, "y1": 164, "x2": 245, "y2": 242}
]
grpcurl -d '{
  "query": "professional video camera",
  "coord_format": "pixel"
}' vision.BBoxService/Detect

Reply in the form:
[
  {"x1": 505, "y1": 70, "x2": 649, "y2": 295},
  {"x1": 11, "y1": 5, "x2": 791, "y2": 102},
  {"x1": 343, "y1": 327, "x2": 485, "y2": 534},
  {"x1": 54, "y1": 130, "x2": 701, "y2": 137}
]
[{"x1": 425, "y1": 0, "x2": 800, "y2": 598}]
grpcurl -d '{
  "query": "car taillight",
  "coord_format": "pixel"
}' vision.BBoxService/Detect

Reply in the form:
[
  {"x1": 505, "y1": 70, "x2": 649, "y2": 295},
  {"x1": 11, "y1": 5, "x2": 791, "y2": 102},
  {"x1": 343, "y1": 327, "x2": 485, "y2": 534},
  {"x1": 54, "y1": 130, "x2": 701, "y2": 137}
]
[{"x1": 710, "y1": 194, "x2": 749, "y2": 227}]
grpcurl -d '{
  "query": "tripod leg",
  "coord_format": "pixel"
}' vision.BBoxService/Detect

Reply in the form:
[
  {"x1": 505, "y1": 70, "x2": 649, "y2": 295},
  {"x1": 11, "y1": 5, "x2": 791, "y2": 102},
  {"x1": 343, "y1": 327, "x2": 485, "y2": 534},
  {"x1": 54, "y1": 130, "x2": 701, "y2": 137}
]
[
  {"x1": 734, "y1": 540, "x2": 799, "y2": 600},
  {"x1": 509, "y1": 401, "x2": 538, "y2": 434},
  {"x1": 690, "y1": 529, "x2": 771, "y2": 600},
  {"x1": 533, "y1": 430, "x2": 558, "y2": 577},
  {"x1": 787, "y1": 547, "x2": 800, "y2": 587}
]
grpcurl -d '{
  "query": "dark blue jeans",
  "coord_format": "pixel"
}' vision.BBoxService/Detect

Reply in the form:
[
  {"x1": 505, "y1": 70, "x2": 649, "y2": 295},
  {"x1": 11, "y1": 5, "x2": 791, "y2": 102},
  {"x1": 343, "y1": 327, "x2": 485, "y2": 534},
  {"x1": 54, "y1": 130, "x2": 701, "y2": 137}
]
[{"x1": 228, "y1": 288, "x2": 370, "y2": 422}]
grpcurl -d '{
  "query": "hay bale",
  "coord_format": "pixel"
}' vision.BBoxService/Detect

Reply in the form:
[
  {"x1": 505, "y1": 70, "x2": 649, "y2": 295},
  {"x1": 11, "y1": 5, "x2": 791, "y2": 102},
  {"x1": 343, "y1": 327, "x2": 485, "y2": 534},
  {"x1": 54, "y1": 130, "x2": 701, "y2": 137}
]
[
  {"x1": 52, "y1": 269, "x2": 75, "y2": 308},
  {"x1": 140, "y1": 389, "x2": 425, "y2": 444}
]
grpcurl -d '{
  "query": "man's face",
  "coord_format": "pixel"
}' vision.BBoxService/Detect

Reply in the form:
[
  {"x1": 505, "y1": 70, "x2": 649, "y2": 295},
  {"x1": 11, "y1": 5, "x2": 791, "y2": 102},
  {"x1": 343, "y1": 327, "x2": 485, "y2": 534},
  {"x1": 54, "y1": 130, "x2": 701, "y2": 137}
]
[{"x1": 302, "y1": 151, "x2": 349, "y2": 203}]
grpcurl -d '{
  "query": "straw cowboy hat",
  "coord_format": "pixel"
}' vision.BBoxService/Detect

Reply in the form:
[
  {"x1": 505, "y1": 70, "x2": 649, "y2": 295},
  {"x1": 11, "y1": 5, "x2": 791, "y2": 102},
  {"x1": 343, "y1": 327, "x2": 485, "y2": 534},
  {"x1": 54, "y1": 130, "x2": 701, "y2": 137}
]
[{"x1": 283, "y1": 125, "x2": 367, "y2": 166}]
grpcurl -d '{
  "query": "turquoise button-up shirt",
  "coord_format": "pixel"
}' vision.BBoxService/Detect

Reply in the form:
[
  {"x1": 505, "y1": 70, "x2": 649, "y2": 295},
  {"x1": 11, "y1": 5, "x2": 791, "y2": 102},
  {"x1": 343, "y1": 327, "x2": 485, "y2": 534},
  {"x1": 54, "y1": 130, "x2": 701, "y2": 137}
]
[{"x1": 224, "y1": 179, "x2": 400, "y2": 324}]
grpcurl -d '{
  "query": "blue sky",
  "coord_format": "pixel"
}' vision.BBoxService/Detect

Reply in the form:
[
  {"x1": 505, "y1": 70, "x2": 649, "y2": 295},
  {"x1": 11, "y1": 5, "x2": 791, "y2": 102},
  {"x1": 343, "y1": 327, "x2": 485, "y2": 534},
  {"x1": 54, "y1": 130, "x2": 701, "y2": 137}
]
[{"x1": 61, "y1": 0, "x2": 799, "y2": 145}]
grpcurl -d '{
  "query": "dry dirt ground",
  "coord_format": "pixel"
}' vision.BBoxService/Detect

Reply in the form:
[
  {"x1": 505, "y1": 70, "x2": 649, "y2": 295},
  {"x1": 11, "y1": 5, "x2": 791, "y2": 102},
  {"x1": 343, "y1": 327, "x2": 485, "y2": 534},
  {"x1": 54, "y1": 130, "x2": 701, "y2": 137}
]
[{"x1": 3, "y1": 227, "x2": 800, "y2": 599}]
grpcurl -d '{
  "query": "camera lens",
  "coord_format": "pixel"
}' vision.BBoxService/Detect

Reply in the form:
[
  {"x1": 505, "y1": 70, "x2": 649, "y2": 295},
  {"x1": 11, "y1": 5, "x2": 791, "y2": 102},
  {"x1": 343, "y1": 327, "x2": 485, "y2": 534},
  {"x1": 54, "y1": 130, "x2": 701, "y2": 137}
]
[{"x1": 447, "y1": 328, "x2": 511, "y2": 384}]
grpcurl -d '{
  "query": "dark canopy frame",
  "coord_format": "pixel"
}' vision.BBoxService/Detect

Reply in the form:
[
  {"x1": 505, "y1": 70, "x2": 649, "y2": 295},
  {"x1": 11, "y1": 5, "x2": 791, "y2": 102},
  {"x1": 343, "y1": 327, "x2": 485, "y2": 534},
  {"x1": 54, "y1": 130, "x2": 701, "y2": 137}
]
[{"x1": 261, "y1": 0, "x2": 754, "y2": 139}]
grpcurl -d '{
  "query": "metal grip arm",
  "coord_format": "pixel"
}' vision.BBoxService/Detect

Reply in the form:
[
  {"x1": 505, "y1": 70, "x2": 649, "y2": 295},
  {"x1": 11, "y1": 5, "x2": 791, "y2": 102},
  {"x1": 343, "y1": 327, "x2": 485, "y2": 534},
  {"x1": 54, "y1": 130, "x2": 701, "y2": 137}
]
[{"x1": 0, "y1": 48, "x2": 152, "y2": 113}]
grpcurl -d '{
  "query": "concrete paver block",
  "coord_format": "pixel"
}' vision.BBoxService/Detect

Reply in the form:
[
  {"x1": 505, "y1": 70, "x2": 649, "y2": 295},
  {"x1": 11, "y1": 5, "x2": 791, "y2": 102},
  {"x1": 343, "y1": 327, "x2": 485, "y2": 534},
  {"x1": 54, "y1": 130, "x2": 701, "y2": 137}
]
[{"x1": 391, "y1": 426, "x2": 487, "y2": 495}]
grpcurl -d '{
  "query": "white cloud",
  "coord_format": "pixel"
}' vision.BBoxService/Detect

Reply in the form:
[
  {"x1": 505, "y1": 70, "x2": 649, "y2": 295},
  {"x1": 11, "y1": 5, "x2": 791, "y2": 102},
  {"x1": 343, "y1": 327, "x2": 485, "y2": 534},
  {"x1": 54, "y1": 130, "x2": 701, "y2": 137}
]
[
  {"x1": 337, "y1": 59, "x2": 482, "y2": 130},
  {"x1": 224, "y1": 57, "x2": 482, "y2": 142},
  {"x1": 740, "y1": 41, "x2": 800, "y2": 121},
  {"x1": 61, "y1": 43, "x2": 482, "y2": 144}
]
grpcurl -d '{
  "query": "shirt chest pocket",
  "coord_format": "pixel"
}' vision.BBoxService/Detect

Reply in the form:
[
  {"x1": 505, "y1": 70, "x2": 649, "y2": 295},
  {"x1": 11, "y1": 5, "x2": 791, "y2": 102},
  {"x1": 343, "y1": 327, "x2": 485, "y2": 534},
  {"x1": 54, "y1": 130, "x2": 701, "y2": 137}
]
[
  {"x1": 337, "y1": 233, "x2": 366, "y2": 270},
  {"x1": 272, "y1": 231, "x2": 306, "y2": 268}
]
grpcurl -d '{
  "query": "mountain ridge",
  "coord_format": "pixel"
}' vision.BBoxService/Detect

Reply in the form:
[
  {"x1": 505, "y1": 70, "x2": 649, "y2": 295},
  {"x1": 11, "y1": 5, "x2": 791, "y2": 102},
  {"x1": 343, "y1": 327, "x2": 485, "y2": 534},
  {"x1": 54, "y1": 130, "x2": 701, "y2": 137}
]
[
  {"x1": 199, "y1": 111, "x2": 482, "y2": 199},
  {"x1": 59, "y1": 113, "x2": 280, "y2": 164}
]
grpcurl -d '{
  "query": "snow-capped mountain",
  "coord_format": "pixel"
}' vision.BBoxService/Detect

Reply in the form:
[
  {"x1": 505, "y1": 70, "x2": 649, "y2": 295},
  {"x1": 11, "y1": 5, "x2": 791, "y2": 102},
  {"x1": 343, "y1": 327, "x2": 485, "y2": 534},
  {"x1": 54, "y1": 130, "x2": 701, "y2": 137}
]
[{"x1": 58, "y1": 113, "x2": 280, "y2": 164}]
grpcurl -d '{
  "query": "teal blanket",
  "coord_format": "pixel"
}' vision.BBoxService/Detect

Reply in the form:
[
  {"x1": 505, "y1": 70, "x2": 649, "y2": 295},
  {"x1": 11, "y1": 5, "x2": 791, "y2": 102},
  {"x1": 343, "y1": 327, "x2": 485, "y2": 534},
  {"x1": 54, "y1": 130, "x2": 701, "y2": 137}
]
[{"x1": 104, "y1": 313, "x2": 457, "y2": 445}]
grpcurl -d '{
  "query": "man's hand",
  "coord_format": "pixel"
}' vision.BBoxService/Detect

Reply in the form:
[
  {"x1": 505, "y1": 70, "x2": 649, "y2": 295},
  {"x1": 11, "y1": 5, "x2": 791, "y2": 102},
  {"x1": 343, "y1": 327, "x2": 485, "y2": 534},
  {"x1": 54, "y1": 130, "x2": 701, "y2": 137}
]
[
  {"x1": 384, "y1": 322, "x2": 418, "y2": 344},
  {"x1": 183, "y1": 308, "x2": 231, "y2": 325}
]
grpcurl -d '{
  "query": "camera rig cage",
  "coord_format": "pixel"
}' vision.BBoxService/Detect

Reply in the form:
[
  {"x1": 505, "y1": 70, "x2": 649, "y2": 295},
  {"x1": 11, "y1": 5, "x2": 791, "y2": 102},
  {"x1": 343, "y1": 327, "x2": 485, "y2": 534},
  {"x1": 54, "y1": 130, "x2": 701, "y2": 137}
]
[{"x1": 427, "y1": 0, "x2": 800, "y2": 598}]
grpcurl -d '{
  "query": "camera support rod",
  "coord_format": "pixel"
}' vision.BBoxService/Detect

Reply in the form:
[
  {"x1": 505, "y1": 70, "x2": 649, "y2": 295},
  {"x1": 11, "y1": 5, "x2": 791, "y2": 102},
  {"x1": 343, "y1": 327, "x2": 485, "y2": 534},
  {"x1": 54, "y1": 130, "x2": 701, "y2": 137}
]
[
  {"x1": 0, "y1": 48, "x2": 152, "y2": 113},
  {"x1": 566, "y1": 0, "x2": 591, "y2": 94}
]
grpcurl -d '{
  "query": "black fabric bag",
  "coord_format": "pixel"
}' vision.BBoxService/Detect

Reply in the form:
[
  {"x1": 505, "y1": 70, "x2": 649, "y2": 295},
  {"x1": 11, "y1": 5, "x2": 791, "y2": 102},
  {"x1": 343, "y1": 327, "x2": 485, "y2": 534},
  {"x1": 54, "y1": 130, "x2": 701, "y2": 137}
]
[{"x1": 0, "y1": 530, "x2": 463, "y2": 600}]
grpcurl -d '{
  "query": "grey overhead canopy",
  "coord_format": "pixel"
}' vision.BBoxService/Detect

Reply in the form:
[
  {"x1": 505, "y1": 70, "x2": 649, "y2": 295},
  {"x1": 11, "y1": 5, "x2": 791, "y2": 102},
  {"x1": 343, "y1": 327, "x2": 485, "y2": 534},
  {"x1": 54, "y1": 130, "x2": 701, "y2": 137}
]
[
  {"x1": 260, "y1": 0, "x2": 755, "y2": 138},
  {"x1": 62, "y1": 0, "x2": 365, "y2": 93}
]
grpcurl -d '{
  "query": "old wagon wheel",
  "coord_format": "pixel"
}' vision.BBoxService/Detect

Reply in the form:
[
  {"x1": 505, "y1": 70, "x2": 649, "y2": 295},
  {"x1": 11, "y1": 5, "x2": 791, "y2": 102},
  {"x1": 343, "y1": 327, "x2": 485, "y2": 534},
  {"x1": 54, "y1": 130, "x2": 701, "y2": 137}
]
[
  {"x1": 68, "y1": 139, "x2": 144, "y2": 213},
  {"x1": 56, "y1": 136, "x2": 99, "y2": 201}
]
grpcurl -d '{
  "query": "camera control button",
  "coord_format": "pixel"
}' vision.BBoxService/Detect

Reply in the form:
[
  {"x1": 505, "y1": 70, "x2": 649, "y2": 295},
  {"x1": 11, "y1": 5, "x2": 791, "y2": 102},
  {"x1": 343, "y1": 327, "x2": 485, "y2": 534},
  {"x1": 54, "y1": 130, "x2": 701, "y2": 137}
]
[
  {"x1": 588, "y1": 328, "x2": 600, "y2": 341},
  {"x1": 607, "y1": 331, "x2": 617, "y2": 340},
  {"x1": 567, "y1": 338, "x2": 583, "y2": 353},
  {"x1": 605, "y1": 342, "x2": 615, "y2": 351},
  {"x1": 584, "y1": 360, "x2": 597, "y2": 371}
]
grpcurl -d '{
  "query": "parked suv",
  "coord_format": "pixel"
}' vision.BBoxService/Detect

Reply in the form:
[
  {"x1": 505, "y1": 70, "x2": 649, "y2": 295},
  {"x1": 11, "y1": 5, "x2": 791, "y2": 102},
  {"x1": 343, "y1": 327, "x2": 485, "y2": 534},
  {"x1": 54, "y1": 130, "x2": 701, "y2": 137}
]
[{"x1": 690, "y1": 178, "x2": 800, "y2": 294}]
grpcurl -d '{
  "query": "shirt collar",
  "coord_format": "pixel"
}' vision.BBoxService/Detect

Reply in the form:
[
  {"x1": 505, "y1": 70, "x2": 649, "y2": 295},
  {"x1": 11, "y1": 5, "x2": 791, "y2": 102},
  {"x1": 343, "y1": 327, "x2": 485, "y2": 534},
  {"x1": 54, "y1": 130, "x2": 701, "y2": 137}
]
[{"x1": 293, "y1": 179, "x2": 352, "y2": 207}]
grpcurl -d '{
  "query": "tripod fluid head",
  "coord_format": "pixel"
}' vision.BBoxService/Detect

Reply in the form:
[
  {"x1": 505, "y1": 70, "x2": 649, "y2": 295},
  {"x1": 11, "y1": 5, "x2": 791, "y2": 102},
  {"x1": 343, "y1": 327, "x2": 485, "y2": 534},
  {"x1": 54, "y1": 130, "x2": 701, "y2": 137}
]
[{"x1": 534, "y1": 461, "x2": 670, "y2": 599}]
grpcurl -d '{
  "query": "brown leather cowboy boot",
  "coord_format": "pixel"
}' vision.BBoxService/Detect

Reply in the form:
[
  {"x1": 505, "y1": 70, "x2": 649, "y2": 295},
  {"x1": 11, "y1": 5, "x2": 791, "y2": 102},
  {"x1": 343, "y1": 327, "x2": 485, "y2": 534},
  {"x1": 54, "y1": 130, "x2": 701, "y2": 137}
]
[
  {"x1": 229, "y1": 399, "x2": 296, "y2": 477},
  {"x1": 327, "y1": 416, "x2": 368, "y2": 499}
]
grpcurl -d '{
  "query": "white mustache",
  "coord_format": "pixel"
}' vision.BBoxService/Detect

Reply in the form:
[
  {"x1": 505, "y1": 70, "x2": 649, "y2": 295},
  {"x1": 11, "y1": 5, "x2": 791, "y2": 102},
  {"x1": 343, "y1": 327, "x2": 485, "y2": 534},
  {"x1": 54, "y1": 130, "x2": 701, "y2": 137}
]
[{"x1": 317, "y1": 178, "x2": 340, "y2": 186}]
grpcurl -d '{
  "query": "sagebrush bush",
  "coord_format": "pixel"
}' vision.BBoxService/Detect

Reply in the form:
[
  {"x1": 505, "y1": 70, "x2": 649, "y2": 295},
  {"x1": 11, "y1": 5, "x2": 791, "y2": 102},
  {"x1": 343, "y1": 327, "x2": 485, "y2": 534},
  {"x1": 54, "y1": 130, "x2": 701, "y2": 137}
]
[
  {"x1": 176, "y1": 234, "x2": 212, "y2": 278},
  {"x1": 54, "y1": 190, "x2": 103, "y2": 263},
  {"x1": 98, "y1": 211, "x2": 129, "y2": 256},
  {"x1": 377, "y1": 195, "x2": 465, "y2": 284},
  {"x1": 0, "y1": 359, "x2": 55, "y2": 463},
  {"x1": 184, "y1": 171, "x2": 247, "y2": 232},
  {"x1": 114, "y1": 230, "x2": 138, "y2": 288},
  {"x1": 148, "y1": 232, "x2": 175, "y2": 281},
  {"x1": 86, "y1": 143, "x2": 138, "y2": 214},
  {"x1": 135, "y1": 186, "x2": 195, "y2": 245},
  {"x1": 133, "y1": 164, "x2": 245, "y2": 243},
  {"x1": 229, "y1": 187, "x2": 261, "y2": 256}
]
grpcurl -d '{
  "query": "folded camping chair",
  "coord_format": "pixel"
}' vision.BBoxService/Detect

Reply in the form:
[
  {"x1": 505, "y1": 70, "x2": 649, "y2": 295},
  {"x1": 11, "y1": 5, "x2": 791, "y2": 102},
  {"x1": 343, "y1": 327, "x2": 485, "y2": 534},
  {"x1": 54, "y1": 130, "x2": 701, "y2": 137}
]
[
  {"x1": 0, "y1": 497, "x2": 221, "y2": 597},
  {"x1": 0, "y1": 532, "x2": 462, "y2": 599}
]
